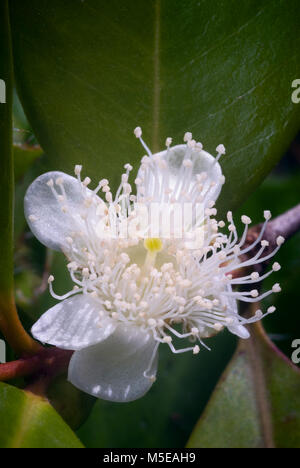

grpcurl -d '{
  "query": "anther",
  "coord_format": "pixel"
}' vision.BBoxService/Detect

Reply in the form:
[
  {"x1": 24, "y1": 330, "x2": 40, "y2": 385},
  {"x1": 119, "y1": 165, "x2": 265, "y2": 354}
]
[
  {"x1": 162, "y1": 336, "x2": 172, "y2": 343},
  {"x1": 260, "y1": 240, "x2": 269, "y2": 248},
  {"x1": 134, "y1": 127, "x2": 142, "y2": 138},
  {"x1": 251, "y1": 272, "x2": 259, "y2": 280},
  {"x1": 165, "y1": 137, "x2": 172, "y2": 147},
  {"x1": 241, "y1": 215, "x2": 251, "y2": 225},
  {"x1": 272, "y1": 262, "x2": 281, "y2": 271},
  {"x1": 272, "y1": 283, "x2": 281, "y2": 293},
  {"x1": 83, "y1": 177, "x2": 91, "y2": 186},
  {"x1": 74, "y1": 165, "x2": 82, "y2": 176},
  {"x1": 216, "y1": 144, "x2": 226, "y2": 155},
  {"x1": 264, "y1": 210, "x2": 271, "y2": 220},
  {"x1": 276, "y1": 236, "x2": 285, "y2": 246},
  {"x1": 184, "y1": 132, "x2": 192, "y2": 142}
]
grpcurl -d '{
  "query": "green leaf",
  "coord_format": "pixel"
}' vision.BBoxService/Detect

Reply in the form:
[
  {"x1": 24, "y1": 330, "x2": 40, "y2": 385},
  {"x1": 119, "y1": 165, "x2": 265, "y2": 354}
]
[
  {"x1": 0, "y1": 382, "x2": 84, "y2": 448},
  {"x1": 187, "y1": 323, "x2": 300, "y2": 448},
  {"x1": 0, "y1": 0, "x2": 13, "y2": 298},
  {"x1": 14, "y1": 143, "x2": 42, "y2": 182},
  {"x1": 0, "y1": 2, "x2": 40, "y2": 355},
  {"x1": 9, "y1": 0, "x2": 300, "y2": 214},
  {"x1": 47, "y1": 375, "x2": 96, "y2": 431},
  {"x1": 14, "y1": 153, "x2": 46, "y2": 242}
]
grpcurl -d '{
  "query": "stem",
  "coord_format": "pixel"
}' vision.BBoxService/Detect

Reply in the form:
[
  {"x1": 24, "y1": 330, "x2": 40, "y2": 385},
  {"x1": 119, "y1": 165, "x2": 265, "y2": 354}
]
[
  {"x1": 265, "y1": 203, "x2": 300, "y2": 242},
  {"x1": 0, "y1": 347, "x2": 73, "y2": 383},
  {"x1": 0, "y1": 0, "x2": 39, "y2": 355},
  {"x1": 237, "y1": 202, "x2": 300, "y2": 276},
  {"x1": 0, "y1": 294, "x2": 41, "y2": 356}
]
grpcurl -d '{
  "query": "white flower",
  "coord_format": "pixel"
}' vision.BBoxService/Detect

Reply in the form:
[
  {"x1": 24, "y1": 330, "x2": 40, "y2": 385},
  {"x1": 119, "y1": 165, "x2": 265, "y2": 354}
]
[{"x1": 26, "y1": 130, "x2": 283, "y2": 402}]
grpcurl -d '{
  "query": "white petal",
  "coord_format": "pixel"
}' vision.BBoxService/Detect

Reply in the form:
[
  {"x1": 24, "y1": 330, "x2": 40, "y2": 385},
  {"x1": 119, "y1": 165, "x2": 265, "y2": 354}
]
[
  {"x1": 68, "y1": 325, "x2": 159, "y2": 402},
  {"x1": 24, "y1": 171, "x2": 91, "y2": 251},
  {"x1": 137, "y1": 144, "x2": 223, "y2": 206},
  {"x1": 31, "y1": 294, "x2": 115, "y2": 350}
]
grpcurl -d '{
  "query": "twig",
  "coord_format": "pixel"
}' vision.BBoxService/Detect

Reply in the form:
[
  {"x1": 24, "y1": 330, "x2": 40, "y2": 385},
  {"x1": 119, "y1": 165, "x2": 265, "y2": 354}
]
[
  {"x1": 0, "y1": 348, "x2": 73, "y2": 384},
  {"x1": 240, "y1": 203, "x2": 300, "y2": 275},
  {"x1": 264, "y1": 203, "x2": 300, "y2": 242}
]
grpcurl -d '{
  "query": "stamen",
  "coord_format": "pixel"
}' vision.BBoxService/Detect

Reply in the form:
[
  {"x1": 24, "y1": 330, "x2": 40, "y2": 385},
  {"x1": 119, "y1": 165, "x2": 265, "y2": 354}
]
[{"x1": 134, "y1": 126, "x2": 152, "y2": 157}]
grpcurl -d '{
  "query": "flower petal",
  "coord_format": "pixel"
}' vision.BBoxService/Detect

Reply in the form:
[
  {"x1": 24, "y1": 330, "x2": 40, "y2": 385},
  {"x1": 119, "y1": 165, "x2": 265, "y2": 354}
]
[
  {"x1": 24, "y1": 171, "x2": 91, "y2": 251},
  {"x1": 137, "y1": 144, "x2": 223, "y2": 206},
  {"x1": 68, "y1": 325, "x2": 158, "y2": 402},
  {"x1": 31, "y1": 294, "x2": 115, "y2": 350}
]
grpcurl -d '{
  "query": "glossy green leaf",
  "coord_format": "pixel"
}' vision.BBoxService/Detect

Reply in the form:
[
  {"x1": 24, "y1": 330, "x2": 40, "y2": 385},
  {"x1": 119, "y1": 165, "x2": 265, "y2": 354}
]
[
  {"x1": 0, "y1": 382, "x2": 84, "y2": 448},
  {"x1": 187, "y1": 323, "x2": 300, "y2": 448},
  {"x1": 14, "y1": 153, "x2": 46, "y2": 242},
  {"x1": 47, "y1": 375, "x2": 96, "y2": 430},
  {"x1": 0, "y1": 0, "x2": 13, "y2": 297},
  {"x1": 0, "y1": 0, "x2": 37, "y2": 355},
  {"x1": 14, "y1": 143, "x2": 42, "y2": 182},
  {"x1": 10, "y1": 0, "x2": 300, "y2": 215}
]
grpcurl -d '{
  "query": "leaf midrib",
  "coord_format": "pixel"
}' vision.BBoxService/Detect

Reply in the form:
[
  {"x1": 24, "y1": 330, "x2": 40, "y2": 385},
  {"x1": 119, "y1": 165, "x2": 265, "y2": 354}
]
[
  {"x1": 152, "y1": 0, "x2": 161, "y2": 152},
  {"x1": 8, "y1": 392, "x2": 42, "y2": 448},
  {"x1": 244, "y1": 323, "x2": 275, "y2": 448}
]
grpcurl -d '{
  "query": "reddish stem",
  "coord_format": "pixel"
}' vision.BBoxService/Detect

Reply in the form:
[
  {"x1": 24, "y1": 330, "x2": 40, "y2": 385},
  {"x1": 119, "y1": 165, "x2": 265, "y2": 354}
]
[
  {"x1": 232, "y1": 202, "x2": 300, "y2": 278},
  {"x1": 0, "y1": 347, "x2": 73, "y2": 383}
]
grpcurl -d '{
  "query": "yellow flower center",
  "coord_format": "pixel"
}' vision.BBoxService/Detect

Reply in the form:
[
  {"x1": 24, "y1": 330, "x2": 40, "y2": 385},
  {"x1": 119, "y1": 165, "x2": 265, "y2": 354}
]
[{"x1": 144, "y1": 238, "x2": 163, "y2": 253}]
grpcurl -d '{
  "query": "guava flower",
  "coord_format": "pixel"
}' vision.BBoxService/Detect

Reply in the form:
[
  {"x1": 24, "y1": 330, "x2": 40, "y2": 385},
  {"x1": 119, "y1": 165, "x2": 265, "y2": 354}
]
[{"x1": 25, "y1": 130, "x2": 283, "y2": 402}]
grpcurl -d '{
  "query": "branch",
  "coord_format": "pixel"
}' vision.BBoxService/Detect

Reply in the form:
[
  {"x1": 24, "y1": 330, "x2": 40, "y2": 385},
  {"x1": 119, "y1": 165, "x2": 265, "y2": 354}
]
[
  {"x1": 0, "y1": 348, "x2": 73, "y2": 383},
  {"x1": 265, "y1": 203, "x2": 300, "y2": 242},
  {"x1": 240, "y1": 203, "x2": 300, "y2": 275}
]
